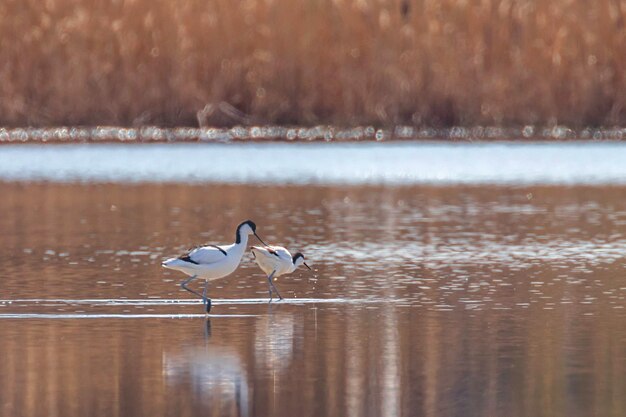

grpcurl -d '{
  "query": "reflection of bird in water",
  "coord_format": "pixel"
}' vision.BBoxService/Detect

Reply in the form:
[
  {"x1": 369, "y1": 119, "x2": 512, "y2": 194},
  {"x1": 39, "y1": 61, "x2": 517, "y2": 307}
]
[
  {"x1": 250, "y1": 245, "x2": 311, "y2": 301},
  {"x1": 400, "y1": 0, "x2": 410, "y2": 19},
  {"x1": 164, "y1": 313, "x2": 300, "y2": 416},
  {"x1": 162, "y1": 220, "x2": 268, "y2": 313},
  {"x1": 254, "y1": 313, "x2": 297, "y2": 372},
  {"x1": 163, "y1": 321, "x2": 250, "y2": 417}
]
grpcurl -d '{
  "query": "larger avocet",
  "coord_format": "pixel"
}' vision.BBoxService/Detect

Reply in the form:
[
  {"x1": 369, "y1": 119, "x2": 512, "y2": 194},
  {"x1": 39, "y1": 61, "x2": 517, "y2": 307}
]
[{"x1": 162, "y1": 220, "x2": 267, "y2": 312}]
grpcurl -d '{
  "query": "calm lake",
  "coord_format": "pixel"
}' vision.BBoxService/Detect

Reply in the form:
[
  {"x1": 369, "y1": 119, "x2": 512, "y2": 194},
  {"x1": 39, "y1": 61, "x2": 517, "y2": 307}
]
[{"x1": 1, "y1": 143, "x2": 625, "y2": 417}]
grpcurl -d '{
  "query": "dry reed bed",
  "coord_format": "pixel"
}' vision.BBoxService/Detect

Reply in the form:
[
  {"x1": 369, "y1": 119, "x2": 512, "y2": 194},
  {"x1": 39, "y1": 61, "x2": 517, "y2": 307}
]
[{"x1": 0, "y1": 0, "x2": 625, "y2": 127}]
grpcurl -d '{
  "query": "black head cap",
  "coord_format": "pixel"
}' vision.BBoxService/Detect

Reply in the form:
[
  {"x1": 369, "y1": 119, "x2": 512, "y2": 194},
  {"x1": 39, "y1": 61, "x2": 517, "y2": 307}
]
[
  {"x1": 238, "y1": 220, "x2": 257, "y2": 232},
  {"x1": 235, "y1": 220, "x2": 259, "y2": 244},
  {"x1": 292, "y1": 252, "x2": 305, "y2": 263}
]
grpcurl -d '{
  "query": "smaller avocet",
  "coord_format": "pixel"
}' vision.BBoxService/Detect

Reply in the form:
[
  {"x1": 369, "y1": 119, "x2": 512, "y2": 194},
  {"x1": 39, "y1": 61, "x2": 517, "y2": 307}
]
[{"x1": 251, "y1": 245, "x2": 311, "y2": 300}]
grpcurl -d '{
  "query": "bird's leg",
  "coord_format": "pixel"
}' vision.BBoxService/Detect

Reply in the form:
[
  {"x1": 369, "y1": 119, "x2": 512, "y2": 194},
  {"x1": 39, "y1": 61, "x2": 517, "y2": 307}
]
[
  {"x1": 202, "y1": 279, "x2": 211, "y2": 314},
  {"x1": 267, "y1": 270, "x2": 276, "y2": 302},
  {"x1": 267, "y1": 271, "x2": 283, "y2": 301},
  {"x1": 270, "y1": 279, "x2": 283, "y2": 301},
  {"x1": 180, "y1": 275, "x2": 204, "y2": 299}
]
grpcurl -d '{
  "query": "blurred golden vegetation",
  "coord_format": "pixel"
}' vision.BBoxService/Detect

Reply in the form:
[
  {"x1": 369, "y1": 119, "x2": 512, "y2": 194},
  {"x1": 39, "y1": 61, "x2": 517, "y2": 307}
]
[{"x1": 0, "y1": 0, "x2": 625, "y2": 127}]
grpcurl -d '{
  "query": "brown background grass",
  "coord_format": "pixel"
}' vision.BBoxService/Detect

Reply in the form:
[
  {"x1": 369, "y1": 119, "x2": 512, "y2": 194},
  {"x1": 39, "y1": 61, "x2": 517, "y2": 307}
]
[{"x1": 1, "y1": 0, "x2": 625, "y2": 127}]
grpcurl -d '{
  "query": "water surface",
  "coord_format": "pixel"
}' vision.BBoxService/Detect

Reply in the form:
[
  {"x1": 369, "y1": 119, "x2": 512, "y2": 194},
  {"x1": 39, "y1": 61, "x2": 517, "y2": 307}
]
[
  {"x1": 2, "y1": 142, "x2": 626, "y2": 184},
  {"x1": 1, "y1": 180, "x2": 625, "y2": 417}
]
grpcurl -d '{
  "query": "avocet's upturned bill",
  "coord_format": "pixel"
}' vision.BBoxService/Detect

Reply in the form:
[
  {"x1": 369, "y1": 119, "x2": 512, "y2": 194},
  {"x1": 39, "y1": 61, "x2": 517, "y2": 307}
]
[
  {"x1": 251, "y1": 245, "x2": 311, "y2": 301},
  {"x1": 162, "y1": 220, "x2": 267, "y2": 313}
]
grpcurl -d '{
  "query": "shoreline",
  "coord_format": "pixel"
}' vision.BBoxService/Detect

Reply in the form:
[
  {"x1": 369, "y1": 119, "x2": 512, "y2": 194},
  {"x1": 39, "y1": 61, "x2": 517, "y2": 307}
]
[{"x1": 1, "y1": 125, "x2": 625, "y2": 144}]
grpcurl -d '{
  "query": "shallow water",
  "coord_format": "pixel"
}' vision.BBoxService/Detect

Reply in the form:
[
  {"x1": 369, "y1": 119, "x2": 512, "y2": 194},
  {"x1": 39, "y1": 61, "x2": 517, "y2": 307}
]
[
  {"x1": 3, "y1": 142, "x2": 626, "y2": 184},
  {"x1": 1, "y1": 179, "x2": 625, "y2": 417}
]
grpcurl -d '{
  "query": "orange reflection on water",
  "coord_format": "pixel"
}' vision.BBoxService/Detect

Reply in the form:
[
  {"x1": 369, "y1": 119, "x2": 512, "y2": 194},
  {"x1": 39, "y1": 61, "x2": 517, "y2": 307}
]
[{"x1": 0, "y1": 182, "x2": 625, "y2": 417}]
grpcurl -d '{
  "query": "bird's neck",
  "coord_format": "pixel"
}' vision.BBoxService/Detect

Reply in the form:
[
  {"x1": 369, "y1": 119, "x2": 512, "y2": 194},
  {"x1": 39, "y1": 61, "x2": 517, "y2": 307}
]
[{"x1": 234, "y1": 230, "x2": 248, "y2": 247}]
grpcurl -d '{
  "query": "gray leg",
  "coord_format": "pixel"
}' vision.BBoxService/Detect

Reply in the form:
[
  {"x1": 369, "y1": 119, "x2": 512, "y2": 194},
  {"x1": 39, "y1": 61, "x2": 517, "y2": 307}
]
[
  {"x1": 181, "y1": 275, "x2": 204, "y2": 299},
  {"x1": 202, "y1": 279, "x2": 211, "y2": 313},
  {"x1": 270, "y1": 280, "x2": 283, "y2": 301},
  {"x1": 267, "y1": 271, "x2": 276, "y2": 302},
  {"x1": 267, "y1": 271, "x2": 283, "y2": 302}
]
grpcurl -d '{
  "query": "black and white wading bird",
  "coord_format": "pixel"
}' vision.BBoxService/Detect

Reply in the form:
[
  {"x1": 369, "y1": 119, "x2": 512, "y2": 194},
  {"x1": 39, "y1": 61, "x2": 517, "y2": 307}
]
[
  {"x1": 251, "y1": 245, "x2": 311, "y2": 301},
  {"x1": 162, "y1": 220, "x2": 267, "y2": 313}
]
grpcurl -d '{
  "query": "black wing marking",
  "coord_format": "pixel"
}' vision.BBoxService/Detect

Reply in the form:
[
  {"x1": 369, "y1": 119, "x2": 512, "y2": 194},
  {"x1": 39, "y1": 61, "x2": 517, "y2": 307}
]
[
  {"x1": 267, "y1": 248, "x2": 280, "y2": 257},
  {"x1": 178, "y1": 244, "x2": 227, "y2": 264},
  {"x1": 178, "y1": 254, "x2": 199, "y2": 265},
  {"x1": 208, "y1": 245, "x2": 228, "y2": 256}
]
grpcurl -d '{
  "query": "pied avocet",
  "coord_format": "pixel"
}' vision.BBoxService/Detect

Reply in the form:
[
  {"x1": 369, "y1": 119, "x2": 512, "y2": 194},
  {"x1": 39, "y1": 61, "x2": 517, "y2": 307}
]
[
  {"x1": 162, "y1": 220, "x2": 267, "y2": 312},
  {"x1": 250, "y1": 245, "x2": 311, "y2": 300}
]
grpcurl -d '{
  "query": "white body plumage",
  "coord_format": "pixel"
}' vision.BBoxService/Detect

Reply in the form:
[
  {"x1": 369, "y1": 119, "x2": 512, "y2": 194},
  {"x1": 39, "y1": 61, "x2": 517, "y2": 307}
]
[
  {"x1": 251, "y1": 246, "x2": 297, "y2": 277},
  {"x1": 162, "y1": 242, "x2": 246, "y2": 281}
]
